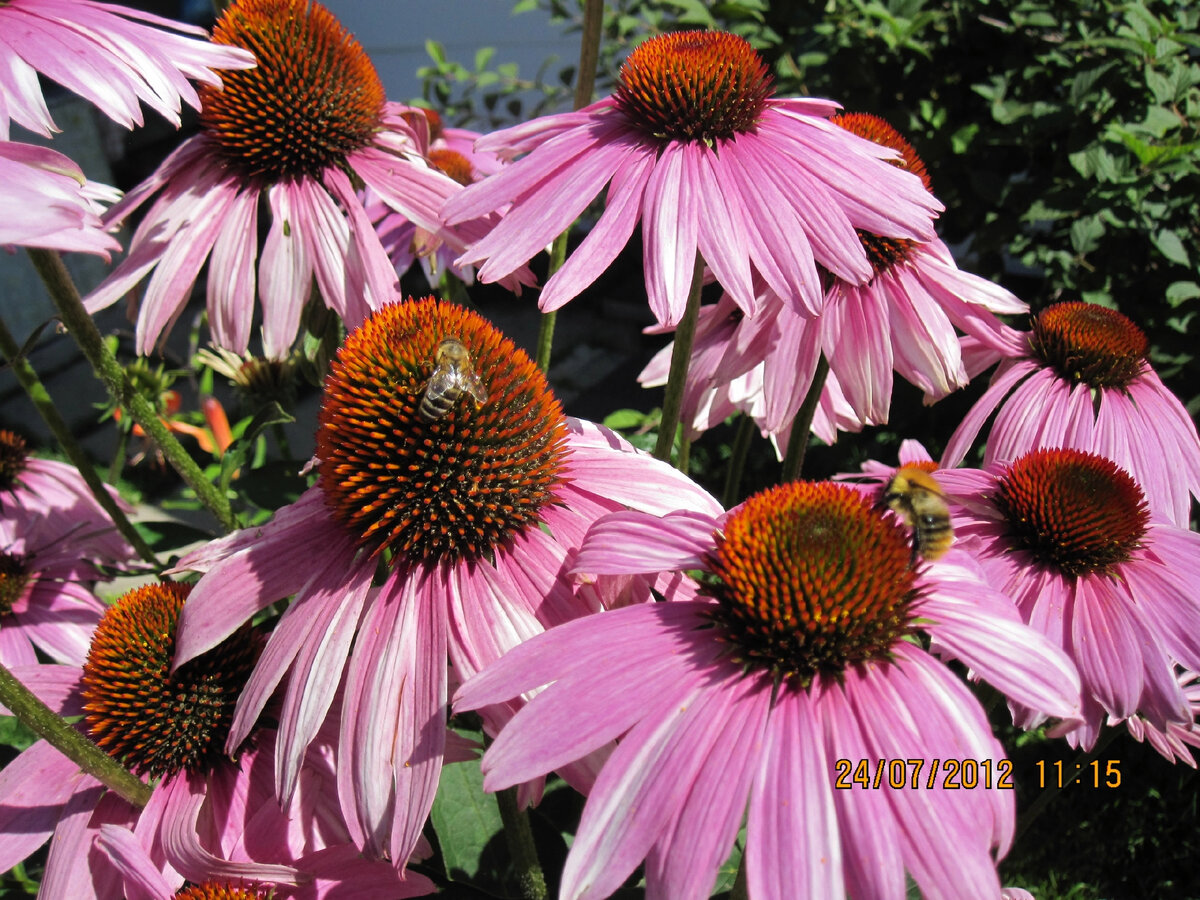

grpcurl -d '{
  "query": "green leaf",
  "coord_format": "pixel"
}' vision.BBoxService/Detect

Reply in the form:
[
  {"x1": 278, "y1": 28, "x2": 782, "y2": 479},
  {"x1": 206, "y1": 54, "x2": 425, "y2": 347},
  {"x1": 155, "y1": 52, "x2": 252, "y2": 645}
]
[
  {"x1": 425, "y1": 39, "x2": 446, "y2": 65},
  {"x1": 1069, "y1": 216, "x2": 1105, "y2": 254},
  {"x1": 603, "y1": 408, "x2": 651, "y2": 431},
  {"x1": 1165, "y1": 281, "x2": 1200, "y2": 306},
  {"x1": 0, "y1": 715, "x2": 37, "y2": 753},
  {"x1": 1153, "y1": 229, "x2": 1191, "y2": 266},
  {"x1": 431, "y1": 742, "x2": 511, "y2": 895}
]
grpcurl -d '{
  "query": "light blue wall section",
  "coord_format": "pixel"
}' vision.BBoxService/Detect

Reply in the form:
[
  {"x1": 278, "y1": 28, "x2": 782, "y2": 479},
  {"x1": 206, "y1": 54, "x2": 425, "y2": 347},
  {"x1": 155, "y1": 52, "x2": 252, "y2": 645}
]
[{"x1": 322, "y1": 1, "x2": 579, "y2": 106}]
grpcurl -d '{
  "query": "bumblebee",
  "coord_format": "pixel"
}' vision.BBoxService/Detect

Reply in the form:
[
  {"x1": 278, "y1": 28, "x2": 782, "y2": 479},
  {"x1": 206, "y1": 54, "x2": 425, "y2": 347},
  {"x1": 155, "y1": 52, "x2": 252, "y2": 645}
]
[{"x1": 880, "y1": 465, "x2": 954, "y2": 563}]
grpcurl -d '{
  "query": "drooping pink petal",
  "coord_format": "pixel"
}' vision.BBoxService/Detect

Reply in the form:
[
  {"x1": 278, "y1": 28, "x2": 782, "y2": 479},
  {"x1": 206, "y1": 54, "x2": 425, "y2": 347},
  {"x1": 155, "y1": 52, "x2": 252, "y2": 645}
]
[
  {"x1": 560, "y1": 676, "x2": 726, "y2": 900},
  {"x1": 537, "y1": 143, "x2": 656, "y2": 313},
  {"x1": 640, "y1": 141, "x2": 700, "y2": 325},
  {"x1": 747, "y1": 687, "x2": 845, "y2": 900},
  {"x1": 273, "y1": 562, "x2": 375, "y2": 802},
  {"x1": 205, "y1": 186, "x2": 259, "y2": 353},
  {"x1": 174, "y1": 495, "x2": 354, "y2": 667},
  {"x1": 645, "y1": 674, "x2": 771, "y2": 900}
]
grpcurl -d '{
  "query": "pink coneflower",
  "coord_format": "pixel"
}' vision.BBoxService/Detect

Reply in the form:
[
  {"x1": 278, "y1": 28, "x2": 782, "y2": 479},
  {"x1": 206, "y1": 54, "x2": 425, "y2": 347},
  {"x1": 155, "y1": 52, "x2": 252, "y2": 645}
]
[
  {"x1": 942, "y1": 301, "x2": 1200, "y2": 526},
  {"x1": 456, "y1": 481, "x2": 1080, "y2": 900},
  {"x1": 0, "y1": 430, "x2": 131, "y2": 554},
  {"x1": 0, "y1": 515, "x2": 119, "y2": 668},
  {"x1": 638, "y1": 288, "x2": 870, "y2": 447},
  {"x1": 0, "y1": 580, "x2": 430, "y2": 898},
  {"x1": 82, "y1": 0, "x2": 525, "y2": 359},
  {"x1": 169, "y1": 296, "x2": 722, "y2": 870},
  {"x1": 0, "y1": 141, "x2": 121, "y2": 257},
  {"x1": 0, "y1": 581, "x2": 253, "y2": 896},
  {"x1": 640, "y1": 115, "x2": 1027, "y2": 444},
  {"x1": 0, "y1": 432, "x2": 135, "y2": 667},
  {"x1": 369, "y1": 108, "x2": 508, "y2": 287},
  {"x1": 937, "y1": 447, "x2": 1200, "y2": 749},
  {"x1": 443, "y1": 31, "x2": 942, "y2": 327},
  {"x1": 0, "y1": 0, "x2": 254, "y2": 140}
]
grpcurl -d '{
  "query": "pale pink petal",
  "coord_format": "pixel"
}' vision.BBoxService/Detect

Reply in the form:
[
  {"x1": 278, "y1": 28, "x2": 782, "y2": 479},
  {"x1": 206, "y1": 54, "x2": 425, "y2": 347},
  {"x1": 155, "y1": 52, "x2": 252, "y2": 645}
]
[
  {"x1": 941, "y1": 361, "x2": 1034, "y2": 467},
  {"x1": 206, "y1": 188, "x2": 259, "y2": 354},
  {"x1": 538, "y1": 143, "x2": 656, "y2": 313},
  {"x1": 640, "y1": 141, "x2": 699, "y2": 326},
  {"x1": 0, "y1": 742, "x2": 83, "y2": 871},
  {"x1": 560, "y1": 678, "x2": 723, "y2": 900},
  {"x1": 645, "y1": 675, "x2": 771, "y2": 900},
  {"x1": 274, "y1": 563, "x2": 374, "y2": 802},
  {"x1": 564, "y1": 418, "x2": 723, "y2": 517},
  {"x1": 572, "y1": 510, "x2": 721, "y2": 575},
  {"x1": 747, "y1": 688, "x2": 844, "y2": 899},
  {"x1": 260, "y1": 183, "x2": 313, "y2": 359}
]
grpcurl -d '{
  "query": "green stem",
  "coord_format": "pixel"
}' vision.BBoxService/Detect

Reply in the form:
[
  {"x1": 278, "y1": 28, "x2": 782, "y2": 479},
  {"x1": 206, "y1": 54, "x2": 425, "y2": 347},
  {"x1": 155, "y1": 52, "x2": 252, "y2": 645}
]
[
  {"x1": 0, "y1": 316, "x2": 160, "y2": 566},
  {"x1": 573, "y1": 0, "x2": 604, "y2": 110},
  {"x1": 780, "y1": 354, "x2": 831, "y2": 483},
  {"x1": 1014, "y1": 728, "x2": 1121, "y2": 846},
  {"x1": 495, "y1": 786, "x2": 547, "y2": 900},
  {"x1": 532, "y1": 0, "x2": 602, "y2": 375},
  {"x1": 653, "y1": 254, "x2": 706, "y2": 466},
  {"x1": 534, "y1": 233, "x2": 567, "y2": 373},
  {"x1": 108, "y1": 427, "x2": 129, "y2": 485},
  {"x1": 27, "y1": 248, "x2": 238, "y2": 533},
  {"x1": 0, "y1": 663, "x2": 151, "y2": 808},
  {"x1": 722, "y1": 414, "x2": 756, "y2": 509}
]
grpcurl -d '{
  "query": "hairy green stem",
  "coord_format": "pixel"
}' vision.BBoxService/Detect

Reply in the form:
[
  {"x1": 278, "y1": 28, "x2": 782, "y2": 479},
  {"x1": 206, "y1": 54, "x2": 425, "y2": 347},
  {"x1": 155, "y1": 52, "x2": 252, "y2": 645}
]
[
  {"x1": 496, "y1": 786, "x2": 547, "y2": 900},
  {"x1": 0, "y1": 663, "x2": 151, "y2": 808},
  {"x1": 0, "y1": 315, "x2": 160, "y2": 566},
  {"x1": 722, "y1": 414, "x2": 756, "y2": 509},
  {"x1": 653, "y1": 254, "x2": 706, "y2": 466},
  {"x1": 27, "y1": 248, "x2": 238, "y2": 533},
  {"x1": 780, "y1": 354, "x2": 831, "y2": 483}
]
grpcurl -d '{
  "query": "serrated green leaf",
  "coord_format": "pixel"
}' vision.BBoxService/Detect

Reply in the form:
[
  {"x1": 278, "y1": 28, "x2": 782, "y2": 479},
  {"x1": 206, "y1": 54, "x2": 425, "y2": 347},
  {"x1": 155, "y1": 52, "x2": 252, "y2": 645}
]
[{"x1": 1070, "y1": 216, "x2": 1105, "y2": 254}]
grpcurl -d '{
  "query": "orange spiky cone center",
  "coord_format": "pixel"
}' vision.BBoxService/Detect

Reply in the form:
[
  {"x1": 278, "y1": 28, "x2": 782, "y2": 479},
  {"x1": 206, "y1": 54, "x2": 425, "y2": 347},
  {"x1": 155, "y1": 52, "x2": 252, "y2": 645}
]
[
  {"x1": 200, "y1": 0, "x2": 385, "y2": 180},
  {"x1": 1029, "y1": 301, "x2": 1148, "y2": 389},
  {"x1": 614, "y1": 30, "x2": 772, "y2": 143},
  {"x1": 706, "y1": 481, "x2": 918, "y2": 686},
  {"x1": 994, "y1": 448, "x2": 1149, "y2": 576},
  {"x1": 315, "y1": 297, "x2": 569, "y2": 565},
  {"x1": 81, "y1": 582, "x2": 261, "y2": 778}
]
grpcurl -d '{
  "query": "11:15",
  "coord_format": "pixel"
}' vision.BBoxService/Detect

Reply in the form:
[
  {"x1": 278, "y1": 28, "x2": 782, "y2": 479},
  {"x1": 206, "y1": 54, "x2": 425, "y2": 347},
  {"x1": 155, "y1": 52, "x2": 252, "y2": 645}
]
[{"x1": 1035, "y1": 758, "x2": 1122, "y2": 789}]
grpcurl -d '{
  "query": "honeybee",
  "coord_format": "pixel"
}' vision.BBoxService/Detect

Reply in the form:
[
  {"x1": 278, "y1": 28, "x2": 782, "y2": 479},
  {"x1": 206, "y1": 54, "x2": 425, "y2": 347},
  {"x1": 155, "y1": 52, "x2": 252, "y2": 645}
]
[
  {"x1": 880, "y1": 465, "x2": 953, "y2": 563},
  {"x1": 418, "y1": 337, "x2": 487, "y2": 422}
]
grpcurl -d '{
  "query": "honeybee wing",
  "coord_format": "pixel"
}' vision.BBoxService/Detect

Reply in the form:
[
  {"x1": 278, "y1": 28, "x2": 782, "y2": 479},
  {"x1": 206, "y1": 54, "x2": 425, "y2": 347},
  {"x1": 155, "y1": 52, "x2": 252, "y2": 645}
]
[{"x1": 461, "y1": 367, "x2": 487, "y2": 406}]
